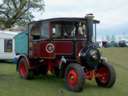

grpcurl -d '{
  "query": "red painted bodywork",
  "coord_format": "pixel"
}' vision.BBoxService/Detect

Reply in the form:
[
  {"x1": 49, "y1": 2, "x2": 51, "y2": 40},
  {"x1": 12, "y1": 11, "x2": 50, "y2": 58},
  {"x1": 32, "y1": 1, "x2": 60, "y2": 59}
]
[
  {"x1": 29, "y1": 19, "x2": 88, "y2": 60},
  {"x1": 31, "y1": 40, "x2": 74, "y2": 58},
  {"x1": 28, "y1": 20, "x2": 89, "y2": 76},
  {"x1": 31, "y1": 39, "x2": 86, "y2": 59},
  {"x1": 54, "y1": 40, "x2": 73, "y2": 55}
]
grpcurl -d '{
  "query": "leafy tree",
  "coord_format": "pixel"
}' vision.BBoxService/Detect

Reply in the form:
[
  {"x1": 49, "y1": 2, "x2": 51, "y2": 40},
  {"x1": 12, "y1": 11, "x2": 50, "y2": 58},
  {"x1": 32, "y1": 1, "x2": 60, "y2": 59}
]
[{"x1": 0, "y1": 0, "x2": 45, "y2": 28}]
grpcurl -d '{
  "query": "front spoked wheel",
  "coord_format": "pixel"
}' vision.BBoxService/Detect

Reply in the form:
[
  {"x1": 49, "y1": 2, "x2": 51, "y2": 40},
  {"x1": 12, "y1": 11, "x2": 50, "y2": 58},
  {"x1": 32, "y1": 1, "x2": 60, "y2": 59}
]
[
  {"x1": 95, "y1": 61, "x2": 116, "y2": 88},
  {"x1": 65, "y1": 64, "x2": 85, "y2": 92}
]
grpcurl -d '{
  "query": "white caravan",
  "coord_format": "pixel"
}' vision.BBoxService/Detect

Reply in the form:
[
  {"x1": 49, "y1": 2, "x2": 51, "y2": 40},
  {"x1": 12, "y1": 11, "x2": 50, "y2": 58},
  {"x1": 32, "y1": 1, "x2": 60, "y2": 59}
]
[{"x1": 0, "y1": 30, "x2": 18, "y2": 60}]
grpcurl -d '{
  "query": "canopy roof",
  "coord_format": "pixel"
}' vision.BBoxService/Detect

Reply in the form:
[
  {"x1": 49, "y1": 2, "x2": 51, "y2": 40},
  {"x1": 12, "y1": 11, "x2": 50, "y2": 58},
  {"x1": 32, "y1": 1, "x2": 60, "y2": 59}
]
[{"x1": 29, "y1": 17, "x2": 100, "y2": 24}]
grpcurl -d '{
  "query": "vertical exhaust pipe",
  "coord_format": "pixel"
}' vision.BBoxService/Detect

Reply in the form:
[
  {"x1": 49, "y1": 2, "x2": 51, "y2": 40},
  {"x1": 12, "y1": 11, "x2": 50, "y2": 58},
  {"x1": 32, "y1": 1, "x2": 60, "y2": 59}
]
[{"x1": 85, "y1": 14, "x2": 94, "y2": 44}]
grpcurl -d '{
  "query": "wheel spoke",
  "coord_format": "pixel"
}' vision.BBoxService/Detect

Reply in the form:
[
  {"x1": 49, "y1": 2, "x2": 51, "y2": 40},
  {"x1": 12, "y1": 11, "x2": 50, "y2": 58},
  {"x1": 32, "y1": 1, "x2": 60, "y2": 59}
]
[
  {"x1": 19, "y1": 59, "x2": 28, "y2": 78},
  {"x1": 65, "y1": 64, "x2": 85, "y2": 92},
  {"x1": 67, "y1": 69, "x2": 78, "y2": 87},
  {"x1": 96, "y1": 67, "x2": 109, "y2": 84}
]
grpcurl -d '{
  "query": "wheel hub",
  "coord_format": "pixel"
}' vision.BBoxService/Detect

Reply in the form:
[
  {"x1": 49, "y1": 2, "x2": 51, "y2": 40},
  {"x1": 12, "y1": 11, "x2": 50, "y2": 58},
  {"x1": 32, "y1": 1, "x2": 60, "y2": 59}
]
[
  {"x1": 70, "y1": 75, "x2": 75, "y2": 80},
  {"x1": 67, "y1": 69, "x2": 78, "y2": 87}
]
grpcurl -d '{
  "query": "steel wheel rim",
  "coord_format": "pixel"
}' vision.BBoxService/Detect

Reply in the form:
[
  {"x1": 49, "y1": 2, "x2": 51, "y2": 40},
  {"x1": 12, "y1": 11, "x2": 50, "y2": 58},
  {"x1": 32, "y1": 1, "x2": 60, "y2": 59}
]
[
  {"x1": 67, "y1": 68, "x2": 78, "y2": 87},
  {"x1": 96, "y1": 67, "x2": 109, "y2": 84},
  {"x1": 19, "y1": 60, "x2": 28, "y2": 78}
]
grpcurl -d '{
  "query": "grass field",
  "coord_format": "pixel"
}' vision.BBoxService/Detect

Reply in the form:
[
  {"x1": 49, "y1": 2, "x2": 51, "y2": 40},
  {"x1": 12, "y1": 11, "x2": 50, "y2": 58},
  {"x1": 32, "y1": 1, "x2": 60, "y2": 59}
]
[{"x1": 0, "y1": 48, "x2": 128, "y2": 96}]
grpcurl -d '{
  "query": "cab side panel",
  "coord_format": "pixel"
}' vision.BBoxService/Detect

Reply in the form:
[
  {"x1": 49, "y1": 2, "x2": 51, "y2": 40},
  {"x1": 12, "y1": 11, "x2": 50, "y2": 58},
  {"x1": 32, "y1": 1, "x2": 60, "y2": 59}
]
[{"x1": 54, "y1": 40, "x2": 73, "y2": 55}]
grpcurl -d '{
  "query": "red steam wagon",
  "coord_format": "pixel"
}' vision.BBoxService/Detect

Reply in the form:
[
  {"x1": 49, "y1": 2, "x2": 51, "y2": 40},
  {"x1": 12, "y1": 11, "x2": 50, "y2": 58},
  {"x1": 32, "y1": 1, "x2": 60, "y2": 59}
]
[{"x1": 16, "y1": 14, "x2": 116, "y2": 92}]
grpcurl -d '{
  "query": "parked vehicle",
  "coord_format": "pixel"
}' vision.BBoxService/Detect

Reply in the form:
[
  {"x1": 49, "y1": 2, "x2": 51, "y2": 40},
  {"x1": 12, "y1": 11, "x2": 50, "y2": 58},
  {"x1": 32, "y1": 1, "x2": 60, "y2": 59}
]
[
  {"x1": 119, "y1": 40, "x2": 127, "y2": 47},
  {"x1": 0, "y1": 30, "x2": 18, "y2": 61},
  {"x1": 16, "y1": 14, "x2": 116, "y2": 92},
  {"x1": 107, "y1": 41, "x2": 119, "y2": 47}
]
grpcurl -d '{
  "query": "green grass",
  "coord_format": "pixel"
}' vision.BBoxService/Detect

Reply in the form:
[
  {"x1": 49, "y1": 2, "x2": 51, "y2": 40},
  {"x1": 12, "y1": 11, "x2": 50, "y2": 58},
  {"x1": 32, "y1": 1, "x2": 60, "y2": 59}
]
[{"x1": 0, "y1": 48, "x2": 128, "y2": 96}]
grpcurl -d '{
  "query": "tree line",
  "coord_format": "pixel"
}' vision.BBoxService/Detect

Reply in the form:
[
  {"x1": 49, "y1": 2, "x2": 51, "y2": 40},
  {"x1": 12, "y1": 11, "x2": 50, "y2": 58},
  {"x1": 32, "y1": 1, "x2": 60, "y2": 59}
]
[{"x1": 0, "y1": 0, "x2": 44, "y2": 29}]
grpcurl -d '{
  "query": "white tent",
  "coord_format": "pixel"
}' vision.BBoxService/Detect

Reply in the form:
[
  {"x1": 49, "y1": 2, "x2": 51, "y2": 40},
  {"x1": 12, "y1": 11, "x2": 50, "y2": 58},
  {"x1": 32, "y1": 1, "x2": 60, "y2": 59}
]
[{"x1": 0, "y1": 30, "x2": 19, "y2": 60}]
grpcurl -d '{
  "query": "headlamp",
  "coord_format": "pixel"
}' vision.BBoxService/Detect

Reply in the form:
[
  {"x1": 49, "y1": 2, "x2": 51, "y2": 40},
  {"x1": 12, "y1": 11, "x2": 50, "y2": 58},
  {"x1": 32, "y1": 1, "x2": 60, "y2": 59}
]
[{"x1": 89, "y1": 49, "x2": 98, "y2": 60}]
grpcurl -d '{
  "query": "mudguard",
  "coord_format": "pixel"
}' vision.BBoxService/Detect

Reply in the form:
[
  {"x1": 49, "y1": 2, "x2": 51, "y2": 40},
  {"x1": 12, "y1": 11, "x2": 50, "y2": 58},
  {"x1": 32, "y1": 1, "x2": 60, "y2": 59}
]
[{"x1": 16, "y1": 54, "x2": 29, "y2": 71}]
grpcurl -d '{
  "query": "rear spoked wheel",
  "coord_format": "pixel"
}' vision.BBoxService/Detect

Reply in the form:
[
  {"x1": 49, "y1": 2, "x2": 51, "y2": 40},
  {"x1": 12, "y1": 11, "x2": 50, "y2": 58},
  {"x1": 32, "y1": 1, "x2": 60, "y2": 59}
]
[
  {"x1": 65, "y1": 64, "x2": 85, "y2": 92},
  {"x1": 95, "y1": 62, "x2": 116, "y2": 88},
  {"x1": 18, "y1": 57, "x2": 33, "y2": 79}
]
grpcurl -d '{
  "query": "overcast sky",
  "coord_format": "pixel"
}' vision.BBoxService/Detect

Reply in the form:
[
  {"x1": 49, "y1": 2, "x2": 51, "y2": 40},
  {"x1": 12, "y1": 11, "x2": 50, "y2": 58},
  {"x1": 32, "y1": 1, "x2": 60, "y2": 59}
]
[
  {"x1": 33, "y1": 0, "x2": 128, "y2": 40},
  {"x1": 0, "y1": 0, "x2": 128, "y2": 40},
  {"x1": 33, "y1": 0, "x2": 128, "y2": 27}
]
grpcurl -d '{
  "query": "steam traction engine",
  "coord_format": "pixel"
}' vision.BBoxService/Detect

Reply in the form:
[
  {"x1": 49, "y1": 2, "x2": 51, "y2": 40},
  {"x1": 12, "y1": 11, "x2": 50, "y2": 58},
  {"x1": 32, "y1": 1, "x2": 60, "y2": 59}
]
[{"x1": 17, "y1": 14, "x2": 116, "y2": 92}]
